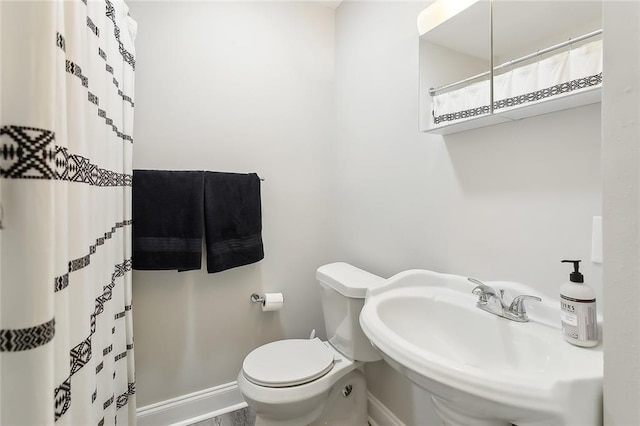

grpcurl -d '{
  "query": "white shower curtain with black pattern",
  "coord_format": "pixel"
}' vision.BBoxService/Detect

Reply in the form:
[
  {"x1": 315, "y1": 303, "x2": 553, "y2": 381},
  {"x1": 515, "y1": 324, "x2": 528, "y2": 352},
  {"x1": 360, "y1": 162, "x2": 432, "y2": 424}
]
[{"x1": 0, "y1": 1, "x2": 136, "y2": 424}]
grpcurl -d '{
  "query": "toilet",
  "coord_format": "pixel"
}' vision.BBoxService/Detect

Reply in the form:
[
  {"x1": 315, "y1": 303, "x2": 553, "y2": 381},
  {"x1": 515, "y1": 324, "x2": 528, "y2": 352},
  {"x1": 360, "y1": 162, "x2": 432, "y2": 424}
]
[{"x1": 237, "y1": 262, "x2": 384, "y2": 426}]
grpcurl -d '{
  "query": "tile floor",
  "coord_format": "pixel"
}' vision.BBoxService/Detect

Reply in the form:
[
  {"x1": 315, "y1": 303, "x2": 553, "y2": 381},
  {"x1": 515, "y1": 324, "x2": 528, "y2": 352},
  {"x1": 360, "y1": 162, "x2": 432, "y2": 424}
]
[
  {"x1": 189, "y1": 407, "x2": 256, "y2": 426},
  {"x1": 188, "y1": 406, "x2": 374, "y2": 426}
]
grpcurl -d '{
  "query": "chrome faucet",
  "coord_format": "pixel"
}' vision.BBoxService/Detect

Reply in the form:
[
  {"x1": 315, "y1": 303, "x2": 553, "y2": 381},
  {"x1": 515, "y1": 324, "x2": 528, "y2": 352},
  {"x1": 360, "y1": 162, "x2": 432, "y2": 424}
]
[
  {"x1": 468, "y1": 278, "x2": 541, "y2": 322},
  {"x1": 468, "y1": 278, "x2": 508, "y2": 315}
]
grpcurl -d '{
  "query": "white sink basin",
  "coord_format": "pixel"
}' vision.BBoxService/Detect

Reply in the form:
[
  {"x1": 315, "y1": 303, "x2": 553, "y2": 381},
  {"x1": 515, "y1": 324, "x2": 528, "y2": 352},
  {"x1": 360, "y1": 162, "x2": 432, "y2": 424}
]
[{"x1": 359, "y1": 269, "x2": 603, "y2": 426}]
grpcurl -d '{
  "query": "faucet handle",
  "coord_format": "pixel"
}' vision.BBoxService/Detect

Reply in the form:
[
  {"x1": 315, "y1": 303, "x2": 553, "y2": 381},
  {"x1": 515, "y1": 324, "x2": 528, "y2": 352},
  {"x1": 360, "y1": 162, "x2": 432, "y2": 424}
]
[
  {"x1": 468, "y1": 278, "x2": 503, "y2": 301},
  {"x1": 469, "y1": 278, "x2": 490, "y2": 302},
  {"x1": 468, "y1": 277, "x2": 486, "y2": 289},
  {"x1": 507, "y1": 295, "x2": 542, "y2": 322}
]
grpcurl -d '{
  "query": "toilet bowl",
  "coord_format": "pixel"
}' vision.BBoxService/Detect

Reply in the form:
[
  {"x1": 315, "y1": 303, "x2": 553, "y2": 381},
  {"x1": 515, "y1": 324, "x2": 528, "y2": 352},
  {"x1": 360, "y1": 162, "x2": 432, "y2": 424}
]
[
  {"x1": 237, "y1": 339, "x2": 365, "y2": 426},
  {"x1": 237, "y1": 263, "x2": 384, "y2": 426}
]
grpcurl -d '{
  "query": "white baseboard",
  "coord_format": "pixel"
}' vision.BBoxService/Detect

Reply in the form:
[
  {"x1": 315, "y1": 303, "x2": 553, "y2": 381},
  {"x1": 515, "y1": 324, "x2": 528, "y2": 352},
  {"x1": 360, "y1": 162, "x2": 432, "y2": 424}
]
[
  {"x1": 367, "y1": 391, "x2": 406, "y2": 426},
  {"x1": 136, "y1": 381, "x2": 246, "y2": 426},
  {"x1": 136, "y1": 382, "x2": 403, "y2": 426}
]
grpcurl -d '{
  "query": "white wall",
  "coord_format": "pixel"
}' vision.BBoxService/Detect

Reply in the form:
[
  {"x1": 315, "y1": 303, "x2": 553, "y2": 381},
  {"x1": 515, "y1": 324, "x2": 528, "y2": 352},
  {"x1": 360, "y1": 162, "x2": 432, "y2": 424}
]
[
  {"x1": 333, "y1": 0, "x2": 602, "y2": 299},
  {"x1": 128, "y1": 1, "x2": 619, "y2": 422},
  {"x1": 602, "y1": 1, "x2": 640, "y2": 424},
  {"x1": 128, "y1": 1, "x2": 336, "y2": 406},
  {"x1": 333, "y1": 1, "x2": 602, "y2": 424}
]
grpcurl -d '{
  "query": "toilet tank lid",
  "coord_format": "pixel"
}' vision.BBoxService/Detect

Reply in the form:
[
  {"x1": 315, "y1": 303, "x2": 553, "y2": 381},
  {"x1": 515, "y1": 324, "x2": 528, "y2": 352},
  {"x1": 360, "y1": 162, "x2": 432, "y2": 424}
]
[{"x1": 315, "y1": 262, "x2": 385, "y2": 298}]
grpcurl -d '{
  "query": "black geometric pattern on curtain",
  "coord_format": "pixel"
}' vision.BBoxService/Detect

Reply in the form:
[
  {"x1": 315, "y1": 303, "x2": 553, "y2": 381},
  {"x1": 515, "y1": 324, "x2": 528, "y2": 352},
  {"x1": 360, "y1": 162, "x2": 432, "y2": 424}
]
[
  {"x1": 116, "y1": 382, "x2": 136, "y2": 410},
  {"x1": 58, "y1": 3, "x2": 136, "y2": 418},
  {"x1": 55, "y1": 220, "x2": 133, "y2": 292},
  {"x1": 66, "y1": 59, "x2": 89, "y2": 87},
  {"x1": 59, "y1": 31, "x2": 135, "y2": 109},
  {"x1": 0, "y1": 125, "x2": 132, "y2": 184},
  {"x1": 0, "y1": 126, "x2": 56, "y2": 179},
  {"x1": 59, "y1": 37, "x2": 135, "y2": 142},
  {"x1": 104, "y1": 62, "x2": 135, "y2": 107},
  {"x1": 53, "y1": 259, "x2": 133, "y2": 421},
  {"x1": 56, "y1": 32, "x2": 66, "y2": 52},
  {"x1": 87, "y1": 16, "x2": 100, "y2": 37},
  {"x1": 97, "y1": 109, "x2": 134, "y2": 143},
  {"x1": 1, "y1": 0, "x2": 136, "y2": 423},
  {"x1": 105, "y1": 0, "x2": 136, "y2": 70},
  {"x1": 0, "y1": 319, "x2": 56, "y2": 352}
]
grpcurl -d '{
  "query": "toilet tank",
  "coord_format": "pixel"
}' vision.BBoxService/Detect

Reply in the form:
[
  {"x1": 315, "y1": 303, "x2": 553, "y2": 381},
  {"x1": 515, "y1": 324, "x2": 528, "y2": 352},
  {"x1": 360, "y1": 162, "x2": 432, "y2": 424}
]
[{"x1": 316, "y1": 262, "x2": 384, "y2": 362}]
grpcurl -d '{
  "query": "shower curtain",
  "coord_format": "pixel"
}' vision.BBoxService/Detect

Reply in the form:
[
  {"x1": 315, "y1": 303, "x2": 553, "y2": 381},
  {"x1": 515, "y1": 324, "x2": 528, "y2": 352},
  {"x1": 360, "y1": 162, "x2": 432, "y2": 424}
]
[{"x1": 0, "y1": 1, "x2": 136, "y2": 424}]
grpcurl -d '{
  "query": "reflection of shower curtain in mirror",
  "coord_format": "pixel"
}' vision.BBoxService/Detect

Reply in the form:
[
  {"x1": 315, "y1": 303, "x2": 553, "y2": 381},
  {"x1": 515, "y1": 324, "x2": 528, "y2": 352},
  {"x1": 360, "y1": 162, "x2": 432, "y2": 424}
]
[
  {"x1": 433, "y1": 79, "x2": 491, "y2": 124},
  {"x1": 433, "y1": 39, "x2": 603, "y2": 126},
  {"x1": 0, "y1": 1, "x2": 137, "y2": 424}
]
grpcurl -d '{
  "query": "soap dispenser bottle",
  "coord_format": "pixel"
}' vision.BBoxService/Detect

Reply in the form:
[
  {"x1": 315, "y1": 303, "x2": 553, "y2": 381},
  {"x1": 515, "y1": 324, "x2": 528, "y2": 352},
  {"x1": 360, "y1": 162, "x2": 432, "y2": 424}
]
[{"x1": 560, "y1": 260, "x2": 598, "y2": 347}]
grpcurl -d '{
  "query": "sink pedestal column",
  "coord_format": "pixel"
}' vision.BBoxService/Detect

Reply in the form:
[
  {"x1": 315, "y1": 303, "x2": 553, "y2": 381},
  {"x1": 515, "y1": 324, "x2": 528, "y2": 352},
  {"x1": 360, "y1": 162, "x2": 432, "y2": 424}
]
[{"x1": 431, "y1": 397, "x2": 512, "y2": 426}]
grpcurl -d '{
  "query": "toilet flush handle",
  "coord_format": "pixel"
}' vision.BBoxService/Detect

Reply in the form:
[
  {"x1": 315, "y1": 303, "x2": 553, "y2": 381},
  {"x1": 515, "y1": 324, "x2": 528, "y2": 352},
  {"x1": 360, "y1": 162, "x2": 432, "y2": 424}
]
[{"x1": 342, "y1": 385, "x2": 353, "y2": 397}]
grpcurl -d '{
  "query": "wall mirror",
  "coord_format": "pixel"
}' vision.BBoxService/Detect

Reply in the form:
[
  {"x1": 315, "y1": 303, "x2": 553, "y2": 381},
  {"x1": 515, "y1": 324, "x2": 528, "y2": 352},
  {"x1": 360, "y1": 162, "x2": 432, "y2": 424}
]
[
  {"x1": 418, "y1": 0, "x2": 493, "y2": 134},
  {"x1": 419, "y1": 0, "x2": 603, "y2": 135},
  {"x1": 492, "y1": 0, "x2": 602, "y2": 121}
]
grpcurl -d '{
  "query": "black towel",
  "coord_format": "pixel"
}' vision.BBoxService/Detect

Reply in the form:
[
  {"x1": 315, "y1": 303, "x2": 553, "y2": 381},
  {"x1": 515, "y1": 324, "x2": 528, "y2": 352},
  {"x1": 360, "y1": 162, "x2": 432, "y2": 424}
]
[
  {"x1": 132, "y1": 170, "x2": 204, "y2": 271},
  {"x1": 204, "y1": 172, "x2": 264, "y2": 273}
]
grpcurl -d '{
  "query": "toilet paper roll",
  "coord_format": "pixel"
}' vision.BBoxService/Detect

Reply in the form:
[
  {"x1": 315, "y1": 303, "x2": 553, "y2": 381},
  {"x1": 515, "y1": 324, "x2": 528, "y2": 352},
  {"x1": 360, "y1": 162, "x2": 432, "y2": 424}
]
[{"x1": 262, "y1": 292, "x2": 284, "y2": 312}]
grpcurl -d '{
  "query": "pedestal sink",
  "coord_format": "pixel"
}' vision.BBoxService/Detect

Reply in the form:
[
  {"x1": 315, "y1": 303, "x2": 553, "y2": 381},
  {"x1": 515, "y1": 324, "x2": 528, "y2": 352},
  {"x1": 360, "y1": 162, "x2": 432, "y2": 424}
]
[{"x1": 359, "y1": 269, "x2": 602, "y2": 426}]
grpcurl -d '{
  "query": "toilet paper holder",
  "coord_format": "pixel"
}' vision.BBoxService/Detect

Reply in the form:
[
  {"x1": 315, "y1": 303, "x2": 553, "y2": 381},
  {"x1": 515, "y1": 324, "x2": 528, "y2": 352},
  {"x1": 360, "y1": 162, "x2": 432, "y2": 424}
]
[
  {"x1": 250, "y1": 293, "x2": 265, "y2": 303},
  {"x1": 251, "y1": 292, "x2": 285, "y2": 312}
]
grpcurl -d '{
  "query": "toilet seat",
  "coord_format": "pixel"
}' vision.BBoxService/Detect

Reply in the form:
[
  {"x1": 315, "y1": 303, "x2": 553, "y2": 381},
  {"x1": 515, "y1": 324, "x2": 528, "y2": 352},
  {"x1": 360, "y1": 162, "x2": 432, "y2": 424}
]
[{"x1": 242, "y1": 338, "x2": 335, "y2": 388}]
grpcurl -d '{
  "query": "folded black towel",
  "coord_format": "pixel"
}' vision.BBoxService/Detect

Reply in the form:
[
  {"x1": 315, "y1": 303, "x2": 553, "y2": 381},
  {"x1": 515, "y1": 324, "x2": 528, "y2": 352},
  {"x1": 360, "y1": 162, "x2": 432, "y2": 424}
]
[
  {"x1": 204, "y1": 172, "x2": 264, "y2": 273},
  {"x1": 132, "y1": 170, "x2": 204, "y2": 271}
]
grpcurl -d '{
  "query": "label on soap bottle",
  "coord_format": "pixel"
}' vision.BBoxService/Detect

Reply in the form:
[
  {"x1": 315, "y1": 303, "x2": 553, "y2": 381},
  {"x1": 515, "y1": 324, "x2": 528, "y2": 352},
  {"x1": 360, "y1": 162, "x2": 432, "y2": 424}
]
[{"x1": 561, "y1": 296, "x2": 597, "y2": 341}]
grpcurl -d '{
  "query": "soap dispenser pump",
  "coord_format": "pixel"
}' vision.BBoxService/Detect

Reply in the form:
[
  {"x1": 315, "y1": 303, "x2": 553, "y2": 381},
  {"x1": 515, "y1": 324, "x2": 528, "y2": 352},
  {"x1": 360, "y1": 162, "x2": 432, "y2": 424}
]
[{"x1": 560, "y1": 260, "x2": 598, "y2": 347}]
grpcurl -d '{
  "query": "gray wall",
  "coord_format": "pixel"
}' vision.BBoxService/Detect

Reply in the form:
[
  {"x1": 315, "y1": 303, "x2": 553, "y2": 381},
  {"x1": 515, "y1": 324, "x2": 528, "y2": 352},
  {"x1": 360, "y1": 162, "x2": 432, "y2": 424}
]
[
  {"x1": 332, "y1": 1, "x2": 602, "y2": 424},
  {"x1": 129, "y1": 1, "x2": 640, "y2": 425},
  {"x1": 602, "y1": 1, "x2": 640, "y2": 424},
  {"x1": 128, "y1": 1, "x2": 336, "y2": 406}
]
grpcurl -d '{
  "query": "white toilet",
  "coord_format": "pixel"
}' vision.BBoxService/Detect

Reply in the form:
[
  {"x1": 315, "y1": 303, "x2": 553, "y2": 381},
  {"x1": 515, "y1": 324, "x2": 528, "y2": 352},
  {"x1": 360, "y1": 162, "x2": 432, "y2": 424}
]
[{"x1": 237, "y1": 262, "x2": 384, "y2": 426}]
